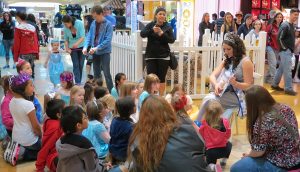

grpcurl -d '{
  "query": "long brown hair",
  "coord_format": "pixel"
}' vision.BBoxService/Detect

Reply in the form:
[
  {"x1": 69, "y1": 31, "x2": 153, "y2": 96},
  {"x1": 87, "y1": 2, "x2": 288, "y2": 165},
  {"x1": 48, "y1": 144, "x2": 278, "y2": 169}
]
[
  {"x1": 245, "y1": 85, "x2": 276, "y2": 143},
  {"x1": 223, "y1": 12, "x2": 235, "y2": 32},
  {"x1": 143, "y1": 74, "x2": 160, "y2": 94},
  {"x1": 119, "y1": 81, "x2": 137, "y2": 98},
  {"x1": 204, "y1": 100, "x2": 224, "y2": 130},
  {"x1": 128, "y1": 95, "x2": 178, "y2": 172},
  {"x1": 201, "y1": 12, "x2": 209, "y2": 23}
]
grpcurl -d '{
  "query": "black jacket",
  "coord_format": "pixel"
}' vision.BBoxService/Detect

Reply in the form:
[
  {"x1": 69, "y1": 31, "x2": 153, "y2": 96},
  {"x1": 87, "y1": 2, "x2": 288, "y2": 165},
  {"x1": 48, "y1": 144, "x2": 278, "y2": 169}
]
[
  {"x1": 198, "y1": 21, "x2": 213, "y2": 46},
  {"x1": 0, "y1": 21, "x2": 15, "y2": 40},
  {"x1": 140, "y1": 21, "x2": 175, "y2": 59},
  {"x1": 277, "y1": 21, "x2": 295, "y2": 52}
]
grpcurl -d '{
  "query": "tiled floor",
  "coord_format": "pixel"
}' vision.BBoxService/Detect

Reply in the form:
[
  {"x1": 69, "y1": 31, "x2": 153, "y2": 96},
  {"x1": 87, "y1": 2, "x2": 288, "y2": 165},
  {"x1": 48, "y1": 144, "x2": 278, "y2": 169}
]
[{"x1": 0, "y1": 47, "x2": 299, "y2": 172}]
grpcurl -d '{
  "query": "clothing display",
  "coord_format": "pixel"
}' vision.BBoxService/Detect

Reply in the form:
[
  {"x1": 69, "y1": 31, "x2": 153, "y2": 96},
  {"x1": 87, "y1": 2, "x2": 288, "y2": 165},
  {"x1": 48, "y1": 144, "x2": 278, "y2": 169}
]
[{"x1": 66, "y1": 4, "x2": 82, "y2": 20}]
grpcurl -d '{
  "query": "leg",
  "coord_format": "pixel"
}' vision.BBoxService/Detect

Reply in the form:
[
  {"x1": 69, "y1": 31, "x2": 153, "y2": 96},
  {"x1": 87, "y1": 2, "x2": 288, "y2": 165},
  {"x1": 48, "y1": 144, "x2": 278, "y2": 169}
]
[
  {"x1": 92, "y1": 54, "x2": 102, "y2": 80},
  {"x1": 156, "y1": 59, "x2": 169, "y2": 96},
  {"x1": 70, "y1": 50, "x2": 81, "y2": 84},
  {"x1": 77, "y1": 50, "x2": 85, "y2": 83},
  {"x1": 146, "y1": 59, "x2": 158, "y2": 76},
  {"x1": 272, "y1": 51, "x2": 284, "y2": 87},
  {"x1": 281, "y1": 50, "x2": 294, "y2": 91},
  {"x1": 266, "y1": 46, "x2": 277, "y2": 83},
  {"x1": 22, "y1": 139, "x2": 41, "y2": 161},
  {"x1": 2, "y1": 40, "x2": 10, "y2": 66},
  {"x1": 100, "y1": 53, "x2": 114, "y2": 92},
  {"x1": 206, "y1": 142, "x2": 232, "y2": 164},
  {"x1": 292, "y1": 54, "x2": 299, "y2": 79},
  {"x1": 230, "y1": 157, "x2": 286, "y2": 172}
]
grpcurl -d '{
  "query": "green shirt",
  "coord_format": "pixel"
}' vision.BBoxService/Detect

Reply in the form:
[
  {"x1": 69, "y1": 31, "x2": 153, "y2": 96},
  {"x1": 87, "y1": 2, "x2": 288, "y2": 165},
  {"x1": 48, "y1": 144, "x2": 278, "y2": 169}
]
[{"x1": 64, "y1": 19, "x2": 85, "y2": 48}]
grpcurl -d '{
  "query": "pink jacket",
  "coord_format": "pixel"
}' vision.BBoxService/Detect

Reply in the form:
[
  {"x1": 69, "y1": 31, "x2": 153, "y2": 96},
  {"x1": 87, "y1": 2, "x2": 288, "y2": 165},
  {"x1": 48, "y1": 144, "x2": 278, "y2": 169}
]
[
  {"x1": 1, "y1": 92, "x2": 14, "y2": 130},
  {"x1": 199, "y1": 118, "x2": 231, "y2": 149}
]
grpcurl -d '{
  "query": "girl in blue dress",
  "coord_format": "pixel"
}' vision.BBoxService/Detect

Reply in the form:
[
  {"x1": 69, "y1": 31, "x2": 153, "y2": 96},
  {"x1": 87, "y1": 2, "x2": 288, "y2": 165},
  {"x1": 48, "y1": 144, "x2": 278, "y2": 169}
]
[{"x1": 44, "y1": 40, "x2": 64, "y2": 87}]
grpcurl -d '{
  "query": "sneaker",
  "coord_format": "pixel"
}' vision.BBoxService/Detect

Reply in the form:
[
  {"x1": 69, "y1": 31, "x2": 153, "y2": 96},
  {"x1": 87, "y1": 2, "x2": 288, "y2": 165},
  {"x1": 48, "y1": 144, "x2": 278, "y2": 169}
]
[
  {"x1": 4, "y1": 141, "x2": 20, "y2": 166},
  {"x1": 285, "y1": 90, "x2": 297, "y2": 96},
  {"x1": 271, "y1": 85, "x2": 284, "y2": 91},
  {"x1": 220, "y1": 158, "x2": 227, "y2": 168}
]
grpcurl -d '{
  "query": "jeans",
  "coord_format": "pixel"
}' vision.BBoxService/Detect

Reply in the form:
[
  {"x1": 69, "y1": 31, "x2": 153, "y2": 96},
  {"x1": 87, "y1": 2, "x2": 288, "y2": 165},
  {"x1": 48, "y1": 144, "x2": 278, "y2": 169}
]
[
  {"x1": 266, "y1": 46, "x2": 278, "y2": 81},
  {"x1": 230, "y1": 157, "x2": 287, "y2": 172},
  {"x1": 3, "y1": 39, "x2": 13, "y2": 59},
  {"x1": 93, "y1": 53, "x2": 113, "y2": 92},
  {"x1": 71, "y1": 49, "x2": 85, "y2": 84},
  {"x1": 273, "y1": 49, "x2": 293, "y2": 91},
  {"x1": 20, "y1": 54, "x2": 37, "y2": 79}
]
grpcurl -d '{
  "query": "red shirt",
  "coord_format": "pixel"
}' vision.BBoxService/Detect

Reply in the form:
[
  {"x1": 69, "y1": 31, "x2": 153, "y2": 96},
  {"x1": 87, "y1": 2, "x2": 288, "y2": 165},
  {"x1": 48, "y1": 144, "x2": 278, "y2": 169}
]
[
  {"x1": 13, "y1": 23, "x2": 39, "y2": 62},
  {"x1": 199, "y1": 118, "x2": 231, "y2": 150},
  {"x1": 35, "y1": 119, "x2": 63, "y2": 172},
  {"x1": 266, "y1": 23, "x2": 280, "y2": 51}
]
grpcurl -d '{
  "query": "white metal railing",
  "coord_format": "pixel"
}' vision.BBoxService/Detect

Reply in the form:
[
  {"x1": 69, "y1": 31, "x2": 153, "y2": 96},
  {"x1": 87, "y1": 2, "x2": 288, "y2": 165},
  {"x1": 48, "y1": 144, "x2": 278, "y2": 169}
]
[{"x1": 111, "y1": 29, "x2": 267, "y2": 99}]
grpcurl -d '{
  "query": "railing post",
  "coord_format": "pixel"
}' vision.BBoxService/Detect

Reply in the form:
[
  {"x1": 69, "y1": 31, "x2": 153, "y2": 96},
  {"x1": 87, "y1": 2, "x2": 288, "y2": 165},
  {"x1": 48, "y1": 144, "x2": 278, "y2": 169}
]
[
  {"x1": 257, "y1": 31, "x2": 267, "y2": 85},
  {"x1": 135, "y1": 30, "x2": 143, "y2": 81}
]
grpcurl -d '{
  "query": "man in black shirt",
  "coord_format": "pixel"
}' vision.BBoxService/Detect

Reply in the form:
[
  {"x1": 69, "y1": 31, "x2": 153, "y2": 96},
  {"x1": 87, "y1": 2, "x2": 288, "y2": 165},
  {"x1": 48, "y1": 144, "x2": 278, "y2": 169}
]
[{"x1": 272, "y1": 8, "x2": 300, "y2": 95}]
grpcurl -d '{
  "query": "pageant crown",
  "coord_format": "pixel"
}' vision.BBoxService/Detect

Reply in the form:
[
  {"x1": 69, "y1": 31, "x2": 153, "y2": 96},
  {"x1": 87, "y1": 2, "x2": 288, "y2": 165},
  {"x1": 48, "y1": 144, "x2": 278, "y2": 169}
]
[
  {"x1": 224, "y1": 33, "x2": 236, "y2": 44},
  {"x1": 9, "y1": 73, "x2": 31, "y2": 88}
]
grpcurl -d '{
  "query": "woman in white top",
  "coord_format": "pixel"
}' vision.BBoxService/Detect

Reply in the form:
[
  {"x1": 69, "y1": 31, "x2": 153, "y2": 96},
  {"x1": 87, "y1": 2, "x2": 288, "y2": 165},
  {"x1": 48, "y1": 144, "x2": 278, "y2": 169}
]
[
  {"x1": 247, "y1": 19, "x2": 262, "y2": 44},
  {"x1": 7, "y1": 74, "x2": 41, "y2": 165}
]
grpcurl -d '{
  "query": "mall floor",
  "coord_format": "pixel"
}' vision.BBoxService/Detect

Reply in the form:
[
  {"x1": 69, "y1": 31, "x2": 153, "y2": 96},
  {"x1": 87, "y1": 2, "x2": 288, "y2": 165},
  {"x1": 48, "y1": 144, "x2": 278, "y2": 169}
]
[{"x1": 0, "y1": 47, "x2": 300, "y2": 172}]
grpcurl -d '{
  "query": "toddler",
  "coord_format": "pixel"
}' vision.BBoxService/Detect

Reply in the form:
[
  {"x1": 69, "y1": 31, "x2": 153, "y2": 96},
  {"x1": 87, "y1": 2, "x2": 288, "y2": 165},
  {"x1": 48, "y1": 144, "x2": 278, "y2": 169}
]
[{"x1": 70, "y1": 85, "x2": 85, "y2": 109}]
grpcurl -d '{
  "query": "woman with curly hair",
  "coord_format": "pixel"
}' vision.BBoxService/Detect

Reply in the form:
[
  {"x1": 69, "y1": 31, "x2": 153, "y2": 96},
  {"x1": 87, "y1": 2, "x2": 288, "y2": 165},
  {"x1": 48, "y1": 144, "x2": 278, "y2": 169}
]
[
  {"x1": 128, "y1": 95, "x2": 206, "y2": 172},
  {"x1": 197, "y1": 33, "x2": 254, "y2": 121},
  {"x1": 221, "y1": 12, "x2": 237, "y2": 34}
]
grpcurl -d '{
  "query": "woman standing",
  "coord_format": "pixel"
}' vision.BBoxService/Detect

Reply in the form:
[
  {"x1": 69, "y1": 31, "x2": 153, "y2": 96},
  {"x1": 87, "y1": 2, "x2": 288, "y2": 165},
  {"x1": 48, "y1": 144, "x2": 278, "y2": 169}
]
[
  {"x1": 0, "y1": 12, "x2": 15, "y2": 69},
  {"x1": 231, "y1": 85, "x2": 300, "y2": 171},
  {"x1": 198, "y1": 12, "x2": 213, "y2": 46},
  {"x1": 140, "y1": 7, "x2": 175, "y2": 96},
  {"x1": 197, "y1": 33, "x2": 254, "y2": 121},
  {"x1": 62, "y1": 15, "x2": 85, "y2": 85},
  {"x1": 128, "y1": 95, "x2": 207, "y2": 172},
  {"x1": 221, "y1": 12, "x2": 237, "y2": 34},
  {"x1": 265, "y1": 12, "x2": 283, "y2": 84}
]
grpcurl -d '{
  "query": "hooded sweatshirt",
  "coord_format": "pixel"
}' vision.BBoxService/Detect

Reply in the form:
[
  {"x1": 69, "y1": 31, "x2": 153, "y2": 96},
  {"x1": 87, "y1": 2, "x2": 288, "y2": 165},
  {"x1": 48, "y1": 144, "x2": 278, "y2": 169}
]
[
  {"x1": 13, "y1": 22, "x2": 39, "y2": 62},
  {"x1": 36, "y1": 119, "x2": 63, "y2": 172},
  {"x1": 56, "y1": 133, "x2": 103, "y2": 172}
]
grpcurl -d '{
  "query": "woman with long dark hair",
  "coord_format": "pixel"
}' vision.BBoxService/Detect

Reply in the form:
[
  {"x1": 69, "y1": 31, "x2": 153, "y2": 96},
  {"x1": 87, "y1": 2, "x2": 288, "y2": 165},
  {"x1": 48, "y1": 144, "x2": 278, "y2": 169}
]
[
  {"x1": 62, "y1": 15, "x2": 85, "y2": 84},
  {"x1": 231, "y1": 85, "x2": 300, "y2": 171},
  {"x1": 198, "y1": 12, "x2": 213, "y2": 46},
  {"x1": 128, "y1": 95, "x2": 206, "y2": 172},
  {"x1": 197, "y1": 33, "x2": 254, "y2": 121},
  {"x1": 265, "y1": 12, "x2": 283, "y2": 84},
  {"x1": 0, "y1": 12, "x2": 15, "y2": 69},
  {"x1": 140, "y1": 7, "x2": 175, "y2": 95}
]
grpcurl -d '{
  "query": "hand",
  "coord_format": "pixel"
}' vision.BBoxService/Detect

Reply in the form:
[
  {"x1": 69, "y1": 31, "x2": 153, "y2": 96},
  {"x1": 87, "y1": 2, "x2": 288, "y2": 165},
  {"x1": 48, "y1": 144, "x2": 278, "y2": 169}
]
[
  {"x1": 229, "y1": 76, "x2": 237, "y2": 87},
  {"x1": 66, "y1": 48, "x2": 72, "y2": 54},
  {"x1": 214, "y1": 83, "x2": 223, "y2": 96},
  {"x1": 82, "y1": 48, "x2": 88, "y2": 55},
  {"x1": 72, "y1": 43, "x2": 78, "y2": 49},
  {"x1": 89, "y1": 47, "x2": 97, "y2": 55},
  {"x1": 242, "y1": 153, "x2": 249, "y2": 158},
  {"x1": 153, "y1": 26, "x2": 162, "y2": 33}
]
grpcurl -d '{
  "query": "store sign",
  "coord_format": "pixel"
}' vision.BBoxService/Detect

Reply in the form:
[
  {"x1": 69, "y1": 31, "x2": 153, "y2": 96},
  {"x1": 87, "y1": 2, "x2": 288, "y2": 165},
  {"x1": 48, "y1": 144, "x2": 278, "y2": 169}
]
[{"x1": 180, "y1": 0, "x2": 193, "y2": 46}]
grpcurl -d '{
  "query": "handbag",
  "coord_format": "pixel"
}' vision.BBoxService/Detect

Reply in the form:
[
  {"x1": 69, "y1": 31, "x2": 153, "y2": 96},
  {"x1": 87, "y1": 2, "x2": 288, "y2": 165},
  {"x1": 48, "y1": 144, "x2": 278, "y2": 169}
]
[{"x1": 169, "y1": 52, "x2": 178, "y2": 70}]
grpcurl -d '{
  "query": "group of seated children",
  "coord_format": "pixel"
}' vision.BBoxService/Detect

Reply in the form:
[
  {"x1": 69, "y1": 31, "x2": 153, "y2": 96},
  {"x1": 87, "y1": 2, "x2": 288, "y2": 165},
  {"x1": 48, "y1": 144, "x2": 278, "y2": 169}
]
[{"x1": 1, "y1": 70, "x2": 232, "y2": 172}]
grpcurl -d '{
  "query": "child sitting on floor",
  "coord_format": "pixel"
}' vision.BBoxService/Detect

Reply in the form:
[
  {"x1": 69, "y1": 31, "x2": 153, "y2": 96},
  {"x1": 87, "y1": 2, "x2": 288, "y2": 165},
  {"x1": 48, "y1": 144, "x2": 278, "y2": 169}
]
[
  {"x1": 82, "y1": 100, "x2": 110, "y2": 159},
  {"x1": 56, "y1": 106, "x2": 103, "y2": 172},
  {"x1": 36, "y1": 99, "x2": 65, "y2": 172},
  {"x1": 199, "y1": 100, "x2": 232, "y2": 171},
  {"x1": 109, "y1": 96, "x2": 135, "y2": 165}
]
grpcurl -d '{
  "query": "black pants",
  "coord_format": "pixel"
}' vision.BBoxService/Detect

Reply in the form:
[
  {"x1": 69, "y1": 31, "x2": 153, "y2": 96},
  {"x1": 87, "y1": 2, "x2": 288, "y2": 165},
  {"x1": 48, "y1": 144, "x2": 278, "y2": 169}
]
[
  {"x1": 146, "y1": 59, "x2": 169, "y2": 83},
  {"x1": 20, "y1": 54, "x2": 36, "y2": 78},
  {"x1": 23, "y1": 138, "x2": 41, "y2": 161},
  {"x1": 292, "y1": 54, "x2": 299, "y2": 79},
  {"x1": 206, "y1": 142, "x2": 232, "y2": 164}
]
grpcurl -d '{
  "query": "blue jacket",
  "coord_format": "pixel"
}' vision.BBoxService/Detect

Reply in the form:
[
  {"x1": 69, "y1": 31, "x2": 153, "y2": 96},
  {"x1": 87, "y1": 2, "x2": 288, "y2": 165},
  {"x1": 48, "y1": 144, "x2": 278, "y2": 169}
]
[{"x1": 84, "y1": 19, "x2": 113, "y2": 55}]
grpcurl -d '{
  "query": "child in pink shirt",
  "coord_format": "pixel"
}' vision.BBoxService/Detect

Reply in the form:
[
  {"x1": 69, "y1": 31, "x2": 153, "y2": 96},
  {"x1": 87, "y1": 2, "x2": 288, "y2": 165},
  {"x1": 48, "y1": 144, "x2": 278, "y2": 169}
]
[{"x1": 1, "y1": 75, "x2": 14, "y2": 137}]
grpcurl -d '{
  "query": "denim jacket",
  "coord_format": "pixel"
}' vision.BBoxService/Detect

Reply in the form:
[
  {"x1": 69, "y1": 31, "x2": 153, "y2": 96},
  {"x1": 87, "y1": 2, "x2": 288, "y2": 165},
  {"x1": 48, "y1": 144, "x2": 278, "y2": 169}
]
[{"x1": 84, "y1": 19, "x2": 113, "y2": 55}]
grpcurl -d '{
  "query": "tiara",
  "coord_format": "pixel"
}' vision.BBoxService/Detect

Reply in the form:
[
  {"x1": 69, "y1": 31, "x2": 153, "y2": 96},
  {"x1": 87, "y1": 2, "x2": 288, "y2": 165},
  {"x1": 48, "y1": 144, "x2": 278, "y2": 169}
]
[
  {"x1": 10, "y1": 74, "x2": 31, "y2": 88},
  {"x1": 60, "y1": 72, "x2": 73, "y2": 82},
  {"x1": 223, "y1": 33, "x2": 235, "y2": 44}
]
